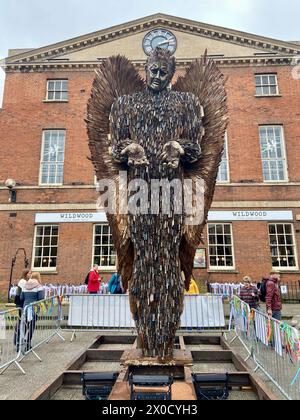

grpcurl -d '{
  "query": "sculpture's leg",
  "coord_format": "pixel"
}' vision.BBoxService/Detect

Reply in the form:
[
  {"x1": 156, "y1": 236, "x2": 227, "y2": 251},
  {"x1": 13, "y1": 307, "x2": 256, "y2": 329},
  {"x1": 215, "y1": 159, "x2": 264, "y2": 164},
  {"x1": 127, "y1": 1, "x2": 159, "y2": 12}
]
[{"x1": 129, "y1": 212, "x2": 184, "y2": 360}]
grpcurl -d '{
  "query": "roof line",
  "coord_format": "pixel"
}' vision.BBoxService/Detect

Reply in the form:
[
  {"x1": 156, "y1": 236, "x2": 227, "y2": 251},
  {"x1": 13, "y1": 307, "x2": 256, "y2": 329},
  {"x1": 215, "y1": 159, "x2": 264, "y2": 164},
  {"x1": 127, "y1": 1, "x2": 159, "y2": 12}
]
[{"x1": 5, "y1": 13, "x2": 300, "y2": 62}]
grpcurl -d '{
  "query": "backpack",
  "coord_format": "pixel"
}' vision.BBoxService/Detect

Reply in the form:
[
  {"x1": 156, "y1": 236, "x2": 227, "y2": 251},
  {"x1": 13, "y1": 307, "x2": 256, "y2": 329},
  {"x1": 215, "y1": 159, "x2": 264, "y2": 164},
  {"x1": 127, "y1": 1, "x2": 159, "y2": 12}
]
[
  {"x1": 259, "y1": 281, "x2": 267, "y2": 302},
  {"x1": 84, "y1": 272, "x2": 90, "y2": 285}
]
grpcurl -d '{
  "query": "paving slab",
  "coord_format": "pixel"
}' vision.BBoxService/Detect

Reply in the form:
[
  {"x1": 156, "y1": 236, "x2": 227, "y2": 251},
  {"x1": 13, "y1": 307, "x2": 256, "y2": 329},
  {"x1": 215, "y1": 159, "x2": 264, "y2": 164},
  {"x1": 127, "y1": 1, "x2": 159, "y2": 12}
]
[{"x1": 0, "y1": 332, "x2": 98, "y2": 400}]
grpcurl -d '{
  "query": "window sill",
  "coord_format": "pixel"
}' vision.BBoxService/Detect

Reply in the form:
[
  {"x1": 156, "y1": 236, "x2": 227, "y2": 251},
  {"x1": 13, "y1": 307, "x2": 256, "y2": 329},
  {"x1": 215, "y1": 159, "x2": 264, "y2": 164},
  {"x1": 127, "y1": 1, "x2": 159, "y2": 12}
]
[
  {"x1": 262, "y1": 180, "x2": 289, "y2": 184},
  {"x1": 271, "y1": 269, "x2": 300, "y2": 273},
  {"x1": 32, "y1": 269, "x2": 58, "y2": 275},
  {"x1": 99, "y1": 267, "x2": 116, "y2": 272},
  {"x1": 255, "y1": 95, "x2": 282, "y2": 98},
  {"x1": 207, "y1": 270, "x2": 239, "y2": 274},
  {"x1": 39, "y1": 184, "x2": 64, "y2": 187},
  {"x1": 43, "y1": 100, "x2": 69, "y2": 103}
]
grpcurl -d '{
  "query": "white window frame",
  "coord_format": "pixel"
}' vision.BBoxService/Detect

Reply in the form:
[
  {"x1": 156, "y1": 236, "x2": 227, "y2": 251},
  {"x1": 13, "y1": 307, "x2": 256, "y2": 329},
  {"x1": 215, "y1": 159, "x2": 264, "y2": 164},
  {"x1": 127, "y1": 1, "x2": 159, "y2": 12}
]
[
  {"x1": 217, "y1": 133, "x2": 230, "y2": 184},
  {"x1": 255, "y1": 74, "x2": 279, "y2": 96},
  {"x1": 208, "y1": 223, "x2": 235, "y2": 271},
  {"x1": 32, "y1": 225, "x2": 59, "y2": 272},
  {"x1": 46, "y1": 79, "x2": 68, "y2": 101},
  {"x1": 259, "y1": 125, "x2": 288, "y2": 183},
  {"x1": 269, "y1": 223, "x2": 299, "y2": 271},
  {"x1": 39, "y1": 130, "x2": 66, "y2": 186},
  {"x1": 92, "y1": 224, "x2": 117, "y2": 271}
]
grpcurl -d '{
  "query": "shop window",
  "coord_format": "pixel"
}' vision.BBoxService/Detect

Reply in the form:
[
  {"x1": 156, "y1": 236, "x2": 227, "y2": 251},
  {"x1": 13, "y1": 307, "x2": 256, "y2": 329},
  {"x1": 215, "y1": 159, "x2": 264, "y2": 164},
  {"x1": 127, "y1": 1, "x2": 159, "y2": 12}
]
[
  {"x1": 255, "y1": 74, "x2": 279, "y2": 96},
  {"x1": 33, "y1": 225, "x2": 59, "y2": 271},
  {"x1": 208, "y1": 224, "x2": 235, "y2": 269},
  {"x1": 269, "y1": 224, "x2": 298, "y2": 269},
  {"x1": 217, "y1": 133, "x2": 230, "y2": 183},
  {"x1": 40, "y1": 130, "x2": 65, "y2": 185},
  {"x1": 93, "y1": 224, "x2": 117, "y2": 269},
  {"x1": 259, "y1": 126, "x2": 288, "y2": 182},
  {"x1": 46, "y1": 79, "x2": 68, "y2": 101}
]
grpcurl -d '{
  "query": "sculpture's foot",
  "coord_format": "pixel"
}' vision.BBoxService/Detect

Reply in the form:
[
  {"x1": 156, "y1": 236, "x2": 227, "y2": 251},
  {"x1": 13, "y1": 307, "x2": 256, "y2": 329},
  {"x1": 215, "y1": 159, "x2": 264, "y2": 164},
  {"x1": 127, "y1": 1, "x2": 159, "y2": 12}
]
[{"x1": 121, "y1": 349, "x2": 193, "y2": 367}]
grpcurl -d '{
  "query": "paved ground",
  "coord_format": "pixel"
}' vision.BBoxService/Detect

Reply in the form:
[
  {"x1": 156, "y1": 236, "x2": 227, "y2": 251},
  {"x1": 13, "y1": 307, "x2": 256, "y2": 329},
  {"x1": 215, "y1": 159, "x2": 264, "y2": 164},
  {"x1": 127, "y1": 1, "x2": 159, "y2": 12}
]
[
  {"x1": 282, "y1": 304, "x2": 300, "y2": 318},
  {"x1": 0, "y1": 331, "x2": 98, "y2": 400}
]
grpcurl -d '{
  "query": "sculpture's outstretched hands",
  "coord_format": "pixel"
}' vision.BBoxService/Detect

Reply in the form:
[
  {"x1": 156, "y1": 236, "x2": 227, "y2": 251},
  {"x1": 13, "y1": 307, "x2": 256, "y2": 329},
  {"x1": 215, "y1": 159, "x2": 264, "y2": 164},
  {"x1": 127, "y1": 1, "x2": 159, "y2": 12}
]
[
  {"x1": 161, "y1": 141, "x2": 185, "y2": 169},
  {"x1": 121, "y1": 143, "x2": 149, "y2": 167}
]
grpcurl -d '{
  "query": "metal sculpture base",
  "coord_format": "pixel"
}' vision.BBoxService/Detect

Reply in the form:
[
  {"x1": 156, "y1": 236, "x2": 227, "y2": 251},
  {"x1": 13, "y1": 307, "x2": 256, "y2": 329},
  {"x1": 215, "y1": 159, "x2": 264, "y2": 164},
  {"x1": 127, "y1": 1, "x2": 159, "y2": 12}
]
[
  {"x1": 120, "y1": 349, "x2": 193, "y2": 367},
  {"x1": 109, "y1": 348, "x2": 196, "y2": 400}
]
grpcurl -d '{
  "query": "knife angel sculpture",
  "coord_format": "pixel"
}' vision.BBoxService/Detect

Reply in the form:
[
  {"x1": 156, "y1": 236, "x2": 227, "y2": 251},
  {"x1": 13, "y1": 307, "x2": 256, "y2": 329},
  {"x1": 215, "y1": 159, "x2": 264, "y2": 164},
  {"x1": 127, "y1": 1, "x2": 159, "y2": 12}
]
[{"x1": 87, "y1": 48, "x2": 228, "y2": 359}]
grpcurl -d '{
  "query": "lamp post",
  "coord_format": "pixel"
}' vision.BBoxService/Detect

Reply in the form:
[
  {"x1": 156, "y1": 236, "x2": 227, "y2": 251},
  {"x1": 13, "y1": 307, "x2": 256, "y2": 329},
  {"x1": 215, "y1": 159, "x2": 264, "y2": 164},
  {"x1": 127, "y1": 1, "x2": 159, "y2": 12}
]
[{"x1": 8, "y1": 248, "x2": 30, "y2": 302}]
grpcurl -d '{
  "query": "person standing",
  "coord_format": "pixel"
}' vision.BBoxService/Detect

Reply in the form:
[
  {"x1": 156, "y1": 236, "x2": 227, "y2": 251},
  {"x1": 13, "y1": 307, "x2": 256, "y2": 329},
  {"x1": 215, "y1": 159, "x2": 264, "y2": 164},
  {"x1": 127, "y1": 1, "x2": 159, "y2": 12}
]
[
  {"x1": 108, "y1": 273, "x2": 124, "y2": 295},
  {"x1": 88, "y1": 265, "x2": 101, "y2": 294},
  {"x1": 15, "y1": 269, "x2": 32, "y2": 308},
  {"x1": 186, "y1": 278, "x2": 200, "y2": 295},
  {"x1": 266, "y1": 271, "x2": 282, "y2": 320},
  {"x1": 239, "y1": 276, "x2": 259, "y2": 310},
  {"x1": 14, "y1": 269, "x2": 32, "y2": 351},
  {"x1": 21, "y1": 272, "x2": 45, "y2": 353}
]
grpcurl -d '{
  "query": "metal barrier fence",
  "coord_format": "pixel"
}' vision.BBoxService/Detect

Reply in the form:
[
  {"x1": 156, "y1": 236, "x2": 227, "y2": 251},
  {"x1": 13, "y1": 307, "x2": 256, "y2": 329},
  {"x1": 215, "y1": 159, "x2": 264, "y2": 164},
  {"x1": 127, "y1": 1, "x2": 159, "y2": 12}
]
[
  {"x1": 180, "y1": 294, "x2": 226, "y2": 332},
  {"x1": 230, "y1": 296, "x2": 300, "y2": 400},
  {"x1": 18, "y1": 296, "x2": 65, "y2": 366},
  {"x1": 61, "y1": 294, "x2": 227, "y2": 340},
  {"x1": 253, "y1": 310, "x2": 300, "y2": 400},
  {"x1": 228, "y1": 296, "x2": 255, "y2": 361},
  {"x1": 0, "y1": 296, "x2": 65, "y2": 374},
  {"x1": 0, "y1": 308, "x2": 24, "y2": 375},
  {"x1": 208, "y1": 281, "x2": 300, "y2": 303}
]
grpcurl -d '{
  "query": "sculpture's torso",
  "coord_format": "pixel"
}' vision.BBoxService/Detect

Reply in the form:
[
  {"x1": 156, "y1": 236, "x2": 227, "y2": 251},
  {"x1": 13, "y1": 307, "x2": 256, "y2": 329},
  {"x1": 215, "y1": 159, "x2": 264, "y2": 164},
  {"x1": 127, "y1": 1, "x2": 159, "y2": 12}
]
[{"x1": 114, "y1": 89, "x2": 201, "y2": 176}]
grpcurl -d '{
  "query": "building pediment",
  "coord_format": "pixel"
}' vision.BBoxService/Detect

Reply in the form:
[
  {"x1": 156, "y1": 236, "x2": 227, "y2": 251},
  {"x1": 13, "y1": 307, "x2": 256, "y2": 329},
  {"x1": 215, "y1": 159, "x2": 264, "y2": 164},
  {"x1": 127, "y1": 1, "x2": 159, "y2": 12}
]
[{"x1": 4, "y1": 13, "x2": 300, "y2": 69}]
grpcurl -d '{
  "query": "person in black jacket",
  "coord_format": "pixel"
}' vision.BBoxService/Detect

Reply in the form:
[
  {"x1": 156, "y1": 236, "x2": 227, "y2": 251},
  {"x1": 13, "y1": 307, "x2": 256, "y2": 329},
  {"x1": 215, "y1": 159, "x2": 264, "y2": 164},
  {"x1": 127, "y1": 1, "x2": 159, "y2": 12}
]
[{"x1": 14, "y1": 269, "x2": 32, "y2": 351}]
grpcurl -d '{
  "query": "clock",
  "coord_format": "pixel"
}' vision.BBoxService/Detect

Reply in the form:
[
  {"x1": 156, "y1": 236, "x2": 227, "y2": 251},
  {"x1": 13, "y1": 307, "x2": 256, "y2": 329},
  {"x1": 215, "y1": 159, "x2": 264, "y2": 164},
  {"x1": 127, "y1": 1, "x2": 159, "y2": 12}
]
[{"x1": 143, "y1": 29, "x2": 177, "y2": 56}]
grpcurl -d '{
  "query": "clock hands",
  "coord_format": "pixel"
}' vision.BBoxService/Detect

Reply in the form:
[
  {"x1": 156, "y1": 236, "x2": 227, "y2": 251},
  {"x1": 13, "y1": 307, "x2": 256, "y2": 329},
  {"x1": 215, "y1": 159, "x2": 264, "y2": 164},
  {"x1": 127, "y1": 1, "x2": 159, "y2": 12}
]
[
  {"x1": 143, "y1": 30, "x2": 177, "y2": 55},
  {"x1": 157, "y1": 39, "x2": 175, "y2": 47}
]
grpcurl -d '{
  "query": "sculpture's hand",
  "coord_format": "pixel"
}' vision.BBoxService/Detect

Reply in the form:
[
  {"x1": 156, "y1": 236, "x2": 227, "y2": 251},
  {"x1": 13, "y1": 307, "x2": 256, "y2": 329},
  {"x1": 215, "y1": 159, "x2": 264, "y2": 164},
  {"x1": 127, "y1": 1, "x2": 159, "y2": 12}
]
[
  {"x1": 161, "y1": 141, "x2": 185, "y2": 169},
  {"x1": 121, "y1": 143, "x2": 149, "y2": 167}
]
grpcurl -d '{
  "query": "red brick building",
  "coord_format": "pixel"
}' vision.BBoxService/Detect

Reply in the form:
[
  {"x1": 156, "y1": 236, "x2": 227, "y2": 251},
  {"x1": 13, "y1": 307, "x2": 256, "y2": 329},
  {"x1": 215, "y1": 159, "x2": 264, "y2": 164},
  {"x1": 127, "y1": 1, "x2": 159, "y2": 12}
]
[{"x1": 1, "y1": 14, "x2": 300, "y2": 294}]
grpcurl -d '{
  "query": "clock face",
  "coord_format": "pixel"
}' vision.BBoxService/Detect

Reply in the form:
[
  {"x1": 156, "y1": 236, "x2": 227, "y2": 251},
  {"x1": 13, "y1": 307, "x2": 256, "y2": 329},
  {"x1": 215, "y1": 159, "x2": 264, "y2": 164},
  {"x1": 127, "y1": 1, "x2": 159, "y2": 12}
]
[{"x1": 143, "y1": 29, "x2": 177, "y2": 56}]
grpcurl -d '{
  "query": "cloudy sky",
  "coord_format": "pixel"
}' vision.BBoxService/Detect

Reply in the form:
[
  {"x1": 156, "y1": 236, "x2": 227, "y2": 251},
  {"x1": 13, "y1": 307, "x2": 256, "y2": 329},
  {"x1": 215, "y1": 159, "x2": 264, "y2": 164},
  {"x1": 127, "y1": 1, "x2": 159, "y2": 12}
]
[{"x1": 1, "y1": 0, "x2": 300, "y2": 105}]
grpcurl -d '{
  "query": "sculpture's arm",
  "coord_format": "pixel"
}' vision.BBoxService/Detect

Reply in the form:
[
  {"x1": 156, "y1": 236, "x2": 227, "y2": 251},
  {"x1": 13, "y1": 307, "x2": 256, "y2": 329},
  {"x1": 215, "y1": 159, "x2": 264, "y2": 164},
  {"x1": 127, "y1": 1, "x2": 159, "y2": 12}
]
[
  {"x1": 162, "y1": 95, "x2": 204, "y2": 168},
  {"x1": 110, "y1": 98, "x2": 148, "y2": 167}
]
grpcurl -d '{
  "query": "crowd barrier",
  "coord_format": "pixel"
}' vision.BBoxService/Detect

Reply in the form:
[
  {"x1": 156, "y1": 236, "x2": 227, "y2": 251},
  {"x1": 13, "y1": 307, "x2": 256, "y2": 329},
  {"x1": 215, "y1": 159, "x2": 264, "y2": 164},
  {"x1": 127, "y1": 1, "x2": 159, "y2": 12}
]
[
  {"x1": 180, "y1": 295, "x2": 225, "y2": 331},
  {"x1": 0, "y1": 308, "x2": 24, "y2": 374},
  {"x1": 0, "y1": 296, "x2": 65, "y2": 375},
  {"x1": 62, "y1": 294, "x2": 227, "y2": 340},
  {"x1": 209, "y1": 282, "x2": 300, "y2": 303},
  {"x1": 18, "y1": 296, "x2": 65, "y2": 366},
  {"x1": 230, "y1": 296, "x2": 300, "y2": 400},
  {"x1": 228, "y1": 295, "x2": 255, "y2": 360}
]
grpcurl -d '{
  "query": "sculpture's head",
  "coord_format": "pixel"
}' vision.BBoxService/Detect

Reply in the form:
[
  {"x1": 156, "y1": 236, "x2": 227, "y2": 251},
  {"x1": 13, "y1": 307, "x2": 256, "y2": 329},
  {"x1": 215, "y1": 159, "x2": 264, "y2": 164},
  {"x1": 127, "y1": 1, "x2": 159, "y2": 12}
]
[{"x1": 145, "y1": 47, "x2": 176, "y2": 92}]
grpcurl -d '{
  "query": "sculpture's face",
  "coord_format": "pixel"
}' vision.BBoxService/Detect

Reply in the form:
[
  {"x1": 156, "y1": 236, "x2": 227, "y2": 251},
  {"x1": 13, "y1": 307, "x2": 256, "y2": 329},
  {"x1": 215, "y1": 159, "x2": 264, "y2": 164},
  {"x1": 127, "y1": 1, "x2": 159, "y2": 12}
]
[{"x1": 147, "y1": 60, "x2": 172, "y2": 92}]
